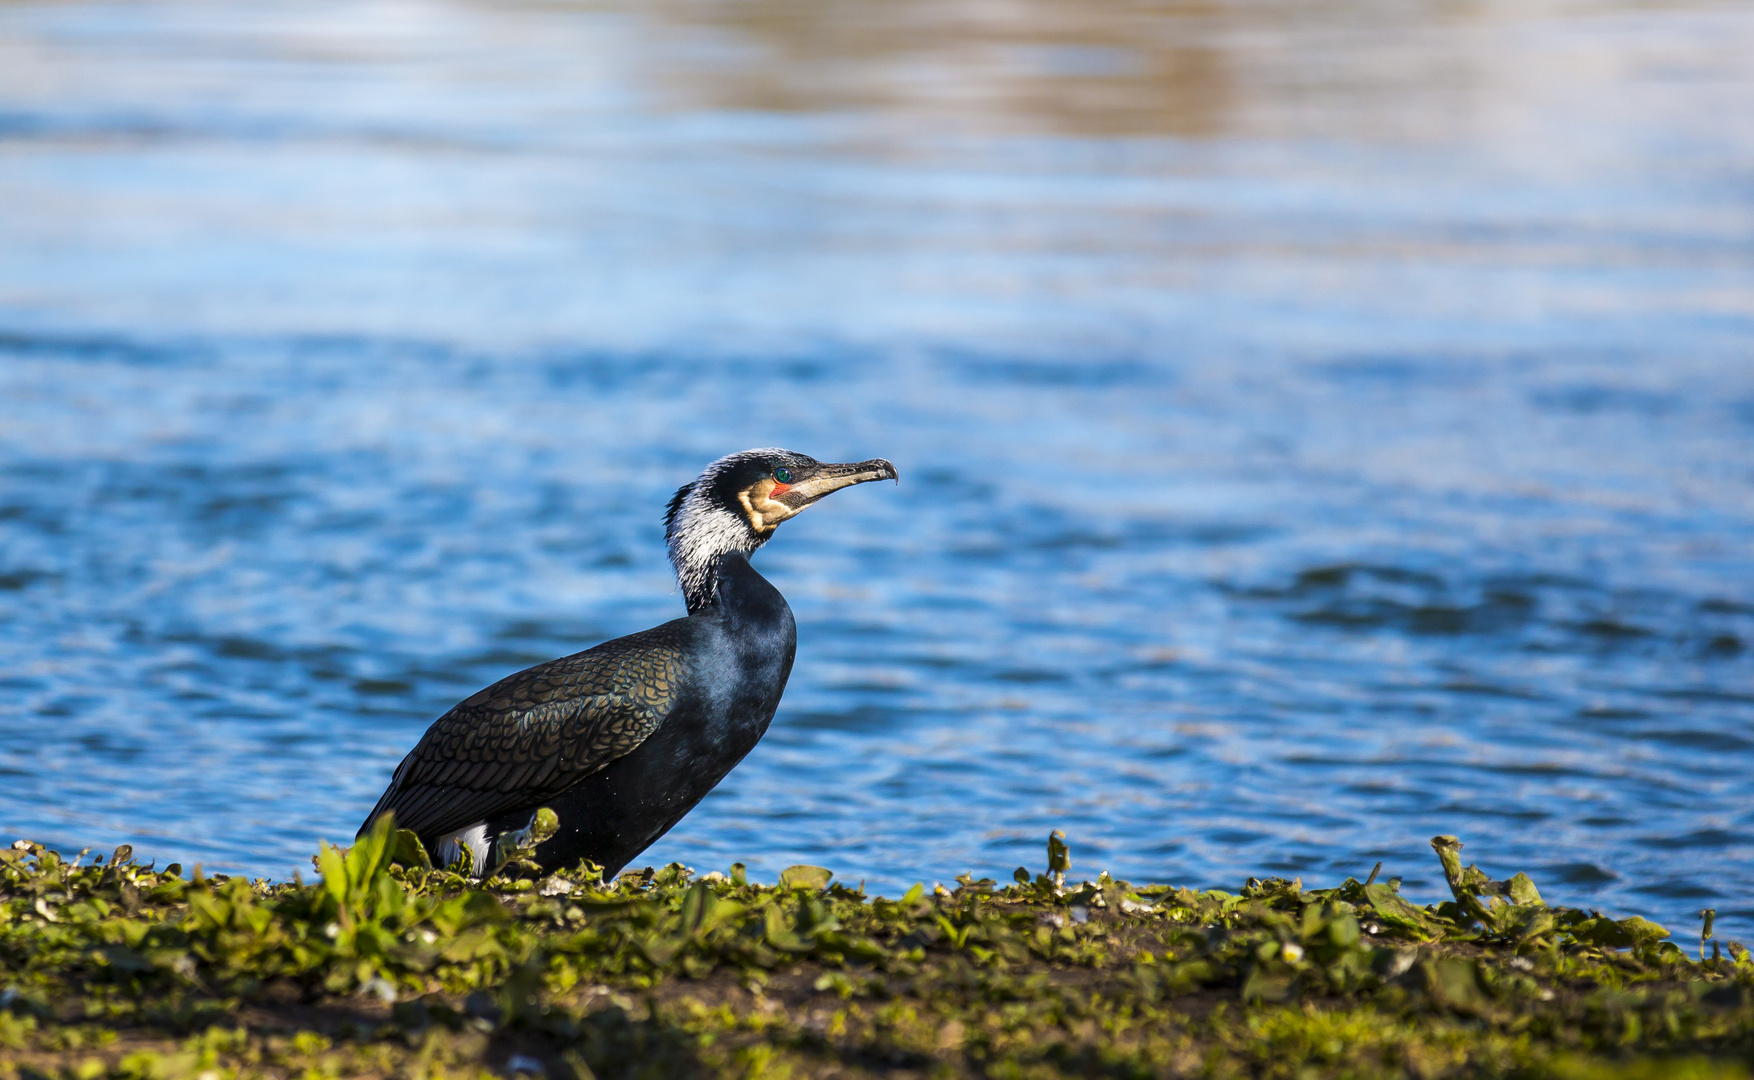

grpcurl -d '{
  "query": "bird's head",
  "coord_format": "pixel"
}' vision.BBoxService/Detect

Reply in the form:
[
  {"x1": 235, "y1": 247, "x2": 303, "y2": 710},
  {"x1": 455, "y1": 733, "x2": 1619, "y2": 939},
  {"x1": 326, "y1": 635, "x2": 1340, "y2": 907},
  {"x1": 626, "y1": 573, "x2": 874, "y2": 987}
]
[{"x1": 665, "y1": 448, "x2": 898, "y2": 611}]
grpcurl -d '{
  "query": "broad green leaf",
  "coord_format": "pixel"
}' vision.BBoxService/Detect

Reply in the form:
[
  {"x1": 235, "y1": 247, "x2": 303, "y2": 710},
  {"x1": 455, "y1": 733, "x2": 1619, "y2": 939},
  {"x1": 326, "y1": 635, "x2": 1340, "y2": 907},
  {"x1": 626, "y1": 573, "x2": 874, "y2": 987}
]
[
  {"x1": 1506, "y1": 872, "x2": 1544, "y2": 907},
  {"x1": 317, "y1": 842, "x2": 348, "y2": 906},
  {"x1": 391, "y1": 829, "x2": 432, "y2": 870},
  {"x1": 1619, "y1": 916, "x2": 1671, "y2": 944},
  {"x1": 680, "y1": 880, "x2": 717, "y2": 936},
  {"x1": 1363, "y1": 883, "x2": 1436, "y2": 939},
  {"x1": 779, "y1": 865, "x2": 833, "y2": 891}
]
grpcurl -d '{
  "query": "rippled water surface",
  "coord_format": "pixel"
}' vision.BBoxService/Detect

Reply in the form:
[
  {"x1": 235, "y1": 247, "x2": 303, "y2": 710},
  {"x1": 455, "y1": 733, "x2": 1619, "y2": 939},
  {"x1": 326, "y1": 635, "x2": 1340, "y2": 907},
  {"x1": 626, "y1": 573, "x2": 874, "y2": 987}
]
[{"x1": 3, "y1": 0, "x2": 1753, "y2": 933}]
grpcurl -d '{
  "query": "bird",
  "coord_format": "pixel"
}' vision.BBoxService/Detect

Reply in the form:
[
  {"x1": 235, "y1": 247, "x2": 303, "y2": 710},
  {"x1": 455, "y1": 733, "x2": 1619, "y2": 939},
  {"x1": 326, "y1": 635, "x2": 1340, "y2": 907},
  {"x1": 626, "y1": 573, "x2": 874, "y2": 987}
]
[{"x1": 359, "y1": 448, "x2": 897, "y2": 878}]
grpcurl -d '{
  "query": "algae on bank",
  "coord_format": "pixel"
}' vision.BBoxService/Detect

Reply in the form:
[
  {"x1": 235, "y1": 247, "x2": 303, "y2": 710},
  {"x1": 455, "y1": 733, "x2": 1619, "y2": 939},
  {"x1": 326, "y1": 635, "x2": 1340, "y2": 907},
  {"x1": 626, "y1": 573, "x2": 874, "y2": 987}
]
[{"x1": 1, "y1": 821, "x2": 1752, "y2": 1079}]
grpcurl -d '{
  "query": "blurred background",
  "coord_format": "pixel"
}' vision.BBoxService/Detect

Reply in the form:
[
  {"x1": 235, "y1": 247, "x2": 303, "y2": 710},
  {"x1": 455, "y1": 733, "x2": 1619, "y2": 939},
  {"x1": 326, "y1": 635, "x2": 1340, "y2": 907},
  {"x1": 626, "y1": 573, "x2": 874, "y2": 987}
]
[{"x1": 2, "y1": 0, "x2": 1752, "y2": 934}]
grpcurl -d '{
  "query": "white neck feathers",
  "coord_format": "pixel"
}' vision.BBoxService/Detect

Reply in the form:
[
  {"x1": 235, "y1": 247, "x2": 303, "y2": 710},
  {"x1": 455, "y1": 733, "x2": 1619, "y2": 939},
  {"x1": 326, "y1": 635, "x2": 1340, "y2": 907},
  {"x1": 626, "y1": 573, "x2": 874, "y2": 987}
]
[{"x1": 666, "y1": 452, "x2": 777, "y2": 612}]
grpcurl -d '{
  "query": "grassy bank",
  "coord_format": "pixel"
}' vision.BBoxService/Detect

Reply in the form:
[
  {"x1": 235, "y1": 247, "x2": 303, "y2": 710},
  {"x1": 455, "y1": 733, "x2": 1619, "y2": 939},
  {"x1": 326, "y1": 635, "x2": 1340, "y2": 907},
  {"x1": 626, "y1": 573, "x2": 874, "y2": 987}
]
[{"x1": 2, "y1": 822, "x2": 1751, "y2": 1080}]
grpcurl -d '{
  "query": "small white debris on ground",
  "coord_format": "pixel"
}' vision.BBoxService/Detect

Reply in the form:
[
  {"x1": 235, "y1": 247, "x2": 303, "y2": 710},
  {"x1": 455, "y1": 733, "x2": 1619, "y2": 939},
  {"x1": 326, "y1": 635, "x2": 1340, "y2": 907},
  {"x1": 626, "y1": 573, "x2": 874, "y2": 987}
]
[{"x1": 1384, "y1": 950, "x2": 1419, "y2": 978}]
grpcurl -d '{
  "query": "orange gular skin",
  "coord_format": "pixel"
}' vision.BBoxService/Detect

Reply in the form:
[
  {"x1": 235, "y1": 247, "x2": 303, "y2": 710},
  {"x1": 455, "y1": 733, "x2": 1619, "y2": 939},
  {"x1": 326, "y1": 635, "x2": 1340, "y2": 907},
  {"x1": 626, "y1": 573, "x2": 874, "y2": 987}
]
[{"x1": 736, "y1": 477, "x2": 798, "y2": 537}]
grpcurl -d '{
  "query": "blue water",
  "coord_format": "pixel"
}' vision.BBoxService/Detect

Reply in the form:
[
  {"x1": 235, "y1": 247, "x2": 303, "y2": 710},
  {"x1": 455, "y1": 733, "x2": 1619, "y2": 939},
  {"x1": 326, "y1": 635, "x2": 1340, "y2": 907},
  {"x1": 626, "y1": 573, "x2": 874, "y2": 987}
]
[{"x1": 3, "y1": 0, "x2": 1753, "y2": 937}]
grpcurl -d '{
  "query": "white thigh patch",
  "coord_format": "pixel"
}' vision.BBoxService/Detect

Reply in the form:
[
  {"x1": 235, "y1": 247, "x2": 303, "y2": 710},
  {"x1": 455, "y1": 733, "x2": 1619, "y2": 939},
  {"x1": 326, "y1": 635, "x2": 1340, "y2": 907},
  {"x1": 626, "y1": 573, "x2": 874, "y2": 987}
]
[{"x1": 435, "y1": 823, "x2": 491, "y2": 876}]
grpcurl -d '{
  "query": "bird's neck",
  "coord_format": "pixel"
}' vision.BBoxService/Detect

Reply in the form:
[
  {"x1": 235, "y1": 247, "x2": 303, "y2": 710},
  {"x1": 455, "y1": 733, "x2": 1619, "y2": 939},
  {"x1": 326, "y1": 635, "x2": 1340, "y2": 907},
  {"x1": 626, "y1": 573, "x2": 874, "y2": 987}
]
[
  {"x1": 670, "y1": 502, "x2": 765, "y2": 613},
  {"x1": 693, "y1": 551, "x2": 788, "y2": 629}
]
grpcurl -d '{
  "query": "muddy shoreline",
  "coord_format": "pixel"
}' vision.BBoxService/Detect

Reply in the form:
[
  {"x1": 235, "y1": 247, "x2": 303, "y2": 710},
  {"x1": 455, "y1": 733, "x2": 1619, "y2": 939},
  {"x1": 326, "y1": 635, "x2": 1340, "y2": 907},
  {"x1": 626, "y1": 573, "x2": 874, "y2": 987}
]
[{"x1": 2, "y1": 828, "x2": 1750, "y2": 1079}]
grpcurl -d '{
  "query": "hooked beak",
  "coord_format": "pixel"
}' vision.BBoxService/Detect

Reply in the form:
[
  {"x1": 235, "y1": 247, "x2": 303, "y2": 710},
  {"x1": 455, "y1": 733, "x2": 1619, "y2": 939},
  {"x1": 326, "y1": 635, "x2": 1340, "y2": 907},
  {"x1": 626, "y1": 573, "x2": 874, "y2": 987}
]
[{"x1": 780, "y1": 458, "x2": 898, "y2": 508}]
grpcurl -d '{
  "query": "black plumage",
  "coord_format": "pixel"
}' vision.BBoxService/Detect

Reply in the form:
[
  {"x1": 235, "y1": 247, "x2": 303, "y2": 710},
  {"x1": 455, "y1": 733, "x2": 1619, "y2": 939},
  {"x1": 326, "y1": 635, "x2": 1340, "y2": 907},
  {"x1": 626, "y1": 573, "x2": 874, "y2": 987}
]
[{"x1": 360, "y1": 449, "x2": 896, "y2": 878}]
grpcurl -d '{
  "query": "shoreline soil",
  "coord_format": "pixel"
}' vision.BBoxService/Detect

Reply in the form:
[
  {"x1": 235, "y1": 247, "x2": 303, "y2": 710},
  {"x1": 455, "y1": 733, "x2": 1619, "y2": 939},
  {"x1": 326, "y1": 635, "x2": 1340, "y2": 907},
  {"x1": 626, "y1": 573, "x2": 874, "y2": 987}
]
[{"x1": 2, "y1": 824, "x2": 1750, "y2": 1079}]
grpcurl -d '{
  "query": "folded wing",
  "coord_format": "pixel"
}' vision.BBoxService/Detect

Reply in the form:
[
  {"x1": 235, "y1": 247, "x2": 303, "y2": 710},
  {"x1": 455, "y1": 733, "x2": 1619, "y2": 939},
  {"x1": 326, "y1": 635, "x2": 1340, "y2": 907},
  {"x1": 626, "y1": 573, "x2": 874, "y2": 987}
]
[{"x1": 360, "y1": 622, "x2": 690, "y2": 844}]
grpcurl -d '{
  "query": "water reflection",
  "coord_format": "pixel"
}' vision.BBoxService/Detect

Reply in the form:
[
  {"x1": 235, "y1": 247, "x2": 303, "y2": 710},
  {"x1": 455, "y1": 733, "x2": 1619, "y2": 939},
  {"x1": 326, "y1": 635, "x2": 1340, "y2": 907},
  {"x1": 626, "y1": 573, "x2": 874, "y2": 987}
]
[{"x1": 634, "y1": 0, "x2": 1234, "y2": 136}]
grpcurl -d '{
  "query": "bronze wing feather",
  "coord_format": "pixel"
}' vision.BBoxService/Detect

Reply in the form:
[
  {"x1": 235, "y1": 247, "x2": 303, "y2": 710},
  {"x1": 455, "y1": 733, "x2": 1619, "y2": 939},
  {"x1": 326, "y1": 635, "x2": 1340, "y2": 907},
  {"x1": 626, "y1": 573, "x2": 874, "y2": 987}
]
[{"x1": 360, "y1": 622, "x2": 690, "y2": 844}]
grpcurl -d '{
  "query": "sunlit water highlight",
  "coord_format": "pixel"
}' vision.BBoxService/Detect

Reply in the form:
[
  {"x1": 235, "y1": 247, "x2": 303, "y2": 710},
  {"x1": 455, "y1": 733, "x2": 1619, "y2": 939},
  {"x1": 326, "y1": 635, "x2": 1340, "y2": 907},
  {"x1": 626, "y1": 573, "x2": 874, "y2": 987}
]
[{"x1": 2, "y1": 0, "x2": 1753, "y2": 935}]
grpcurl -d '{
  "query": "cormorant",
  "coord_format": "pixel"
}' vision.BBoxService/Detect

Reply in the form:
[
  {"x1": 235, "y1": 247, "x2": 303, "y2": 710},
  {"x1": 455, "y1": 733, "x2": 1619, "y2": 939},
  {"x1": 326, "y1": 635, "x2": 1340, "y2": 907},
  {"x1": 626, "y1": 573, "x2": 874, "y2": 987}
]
[{"x1": 359, "y1": 449, "x2": 897, "y2": 878}]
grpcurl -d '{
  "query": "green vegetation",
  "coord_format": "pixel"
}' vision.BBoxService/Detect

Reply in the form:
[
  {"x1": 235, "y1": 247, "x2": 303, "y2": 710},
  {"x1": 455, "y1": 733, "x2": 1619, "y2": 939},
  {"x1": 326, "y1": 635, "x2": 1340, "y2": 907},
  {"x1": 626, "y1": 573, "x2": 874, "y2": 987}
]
[{"x1": 3, "y1": 820, "x2": 1752, "y2": 1079}]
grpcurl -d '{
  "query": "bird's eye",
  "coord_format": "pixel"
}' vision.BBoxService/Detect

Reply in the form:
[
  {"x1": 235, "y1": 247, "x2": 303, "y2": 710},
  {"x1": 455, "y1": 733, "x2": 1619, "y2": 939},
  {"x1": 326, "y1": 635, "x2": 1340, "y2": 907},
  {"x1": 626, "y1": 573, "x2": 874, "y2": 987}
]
[{"x1": 773, "y1": 467, "x2": 794, "y2": 485}]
